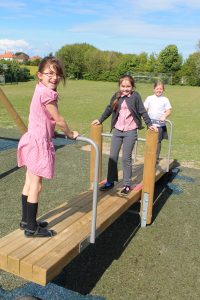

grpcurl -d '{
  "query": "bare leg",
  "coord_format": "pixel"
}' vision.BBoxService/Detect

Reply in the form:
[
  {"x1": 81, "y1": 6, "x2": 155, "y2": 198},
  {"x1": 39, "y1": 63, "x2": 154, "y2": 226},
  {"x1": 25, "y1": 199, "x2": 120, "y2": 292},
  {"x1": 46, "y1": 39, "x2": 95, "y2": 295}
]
[{"x1": 22, "y1": 169, "x2": 42, "y2": 203}]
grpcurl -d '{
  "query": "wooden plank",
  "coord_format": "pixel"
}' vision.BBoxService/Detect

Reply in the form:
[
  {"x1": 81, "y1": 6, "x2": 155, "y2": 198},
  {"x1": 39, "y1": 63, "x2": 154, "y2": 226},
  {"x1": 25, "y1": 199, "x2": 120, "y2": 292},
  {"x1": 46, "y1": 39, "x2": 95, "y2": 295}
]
[
  {"x1": 20, "y1": 194, "x2": 119, "y2": 283},
  {"x1": 1, "y1": 195, "x2": 94, "y2": 275},
  {"x1": 0, "y1": 231, "x2": 31, "y2": 270},
  {"x1": 0, "y1": 191, "x2": 92, "y2": 260},
  {"x1": 32, "y1": 189, "x2": 143, "y2": 285},
  {"x1": 3, "y1": 189, "x2": 111, "y2": 275},
  {"x1": 7, "y1": 194, "x2": 100, "y2": 275},
  {"x1": 0, "y1": 163, "x2": 144, "y2": 280},
  {"x1": 0, "y1": 158, "x2": 175, "y2": 286}
]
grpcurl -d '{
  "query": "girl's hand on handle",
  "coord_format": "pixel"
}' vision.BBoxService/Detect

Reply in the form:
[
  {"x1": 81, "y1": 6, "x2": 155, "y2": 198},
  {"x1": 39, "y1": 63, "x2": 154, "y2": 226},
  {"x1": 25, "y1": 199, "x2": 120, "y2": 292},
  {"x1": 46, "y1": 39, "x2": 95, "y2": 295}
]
[
  {"x1": 67, "y1": 130, "x2": 79, "y2": 139},
  {"x1": 149, "y1": 125, "x2": 158, "y2": 132},
  {"x1": 159, "y1": 115, "x2": 166, "y2": 122},
  {"x1": 91, "y1": 119, "x2": 100, "y2": 125}
]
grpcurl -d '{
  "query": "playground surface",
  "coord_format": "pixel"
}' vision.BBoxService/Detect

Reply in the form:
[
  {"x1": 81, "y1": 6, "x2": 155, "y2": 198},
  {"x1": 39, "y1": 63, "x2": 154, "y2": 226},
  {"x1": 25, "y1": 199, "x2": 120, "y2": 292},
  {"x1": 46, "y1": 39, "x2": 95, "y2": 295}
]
[{"x1": 0, "y1": 128, "x2": 200, "y2": 299}]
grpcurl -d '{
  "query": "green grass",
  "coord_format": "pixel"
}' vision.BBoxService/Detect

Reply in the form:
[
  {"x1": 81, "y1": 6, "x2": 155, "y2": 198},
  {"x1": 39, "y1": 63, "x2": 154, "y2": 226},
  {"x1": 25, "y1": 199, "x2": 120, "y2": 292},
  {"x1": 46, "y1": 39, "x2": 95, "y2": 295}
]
[
  {"x1": 21, "y1": 65, "x2": 38, "y2": 76},
  {"x1": 0, "y1": 80, "x2": 199, "y2": 164},
  {"x1": 0, "y1": 81, "x2": 200, "y2": 298}
]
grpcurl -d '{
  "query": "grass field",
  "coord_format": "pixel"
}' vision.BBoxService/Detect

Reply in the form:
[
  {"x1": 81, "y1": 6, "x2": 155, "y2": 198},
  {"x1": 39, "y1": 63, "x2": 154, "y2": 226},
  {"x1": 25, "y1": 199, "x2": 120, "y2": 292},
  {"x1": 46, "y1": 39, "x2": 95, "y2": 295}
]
[
  {"x1": 0, "y1": 80, "x2": 199, "y2": 165},
  {"x1": 0, "y1": 81, "x2": 200, "y2": 299},
  {"x1": 21, "y1": 65, "x2": 38, "y2": 76}
]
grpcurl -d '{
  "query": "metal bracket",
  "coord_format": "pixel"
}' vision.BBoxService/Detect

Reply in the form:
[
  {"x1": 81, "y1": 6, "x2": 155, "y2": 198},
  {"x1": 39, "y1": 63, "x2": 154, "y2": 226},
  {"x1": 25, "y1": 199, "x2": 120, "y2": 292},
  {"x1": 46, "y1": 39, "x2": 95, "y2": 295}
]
[
  {"x1": 79, "y1": 228, "x2": 101, "y2": 252},
  {"x1": 79, "y1": 237, "x2": 91, "y2": 253},
  {"x1": 141, "y1": 192, "x2": 149, "y2": 228}
]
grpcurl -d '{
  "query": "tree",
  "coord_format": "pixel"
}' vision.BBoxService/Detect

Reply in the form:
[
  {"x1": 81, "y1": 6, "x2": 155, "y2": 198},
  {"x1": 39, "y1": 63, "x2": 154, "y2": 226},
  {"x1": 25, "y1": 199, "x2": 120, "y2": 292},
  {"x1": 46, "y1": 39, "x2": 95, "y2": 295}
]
[
  {"x1": 56, "y1": 43, "x2": 95, "y2": 79},
  {"x1": 157, "y1": 45, "x2": 182, "y2": 84},
  {"x1": 182, "y1": 52, "x2": 200, "y2": 86},
  {"x1": 0, "y1": 60, "x2": 31, "y2": 83},
  {"x1": 55, "y1": 42, "x2": 187, "y2": 84}
]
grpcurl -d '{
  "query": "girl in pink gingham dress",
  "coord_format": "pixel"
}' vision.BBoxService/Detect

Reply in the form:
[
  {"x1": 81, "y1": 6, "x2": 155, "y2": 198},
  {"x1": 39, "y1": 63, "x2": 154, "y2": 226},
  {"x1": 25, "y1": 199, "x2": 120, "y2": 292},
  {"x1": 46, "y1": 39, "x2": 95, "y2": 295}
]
[{"x1": 18, "y1": 57, "x2": 79, "y2": 238}]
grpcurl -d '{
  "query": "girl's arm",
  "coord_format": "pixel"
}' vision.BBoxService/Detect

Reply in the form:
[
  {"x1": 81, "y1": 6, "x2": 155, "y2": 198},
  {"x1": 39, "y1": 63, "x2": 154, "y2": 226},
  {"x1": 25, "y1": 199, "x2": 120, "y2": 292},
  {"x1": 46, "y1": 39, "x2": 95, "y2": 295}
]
[
  {"x1": 92, "y1": 93, "x2": 116, "y2": 125},
  {"x1": 46, "y1": 101, "x2": 79, "y2": 139},
  {"x1": 91, "y1": 119, "x2": 101, "y2": 125},
  {"x1": 160, "y1": 108, "x2": 172, "y2": 121}
]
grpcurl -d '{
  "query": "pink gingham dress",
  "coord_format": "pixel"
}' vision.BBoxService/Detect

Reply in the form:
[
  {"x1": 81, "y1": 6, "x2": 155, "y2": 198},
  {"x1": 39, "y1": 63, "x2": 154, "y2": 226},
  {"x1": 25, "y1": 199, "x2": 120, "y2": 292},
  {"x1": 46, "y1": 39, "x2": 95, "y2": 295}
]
[{"x1": 17, "y1": 82, "x2": 58, "y2": 179}]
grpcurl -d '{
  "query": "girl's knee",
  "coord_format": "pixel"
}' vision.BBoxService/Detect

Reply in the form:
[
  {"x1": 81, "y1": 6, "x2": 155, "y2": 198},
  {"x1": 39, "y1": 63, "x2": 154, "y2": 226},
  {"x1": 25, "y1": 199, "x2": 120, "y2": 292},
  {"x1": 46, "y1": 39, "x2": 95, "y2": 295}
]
[{"x1": 38, "y1": 181, "x2": 42, "y2": 194}]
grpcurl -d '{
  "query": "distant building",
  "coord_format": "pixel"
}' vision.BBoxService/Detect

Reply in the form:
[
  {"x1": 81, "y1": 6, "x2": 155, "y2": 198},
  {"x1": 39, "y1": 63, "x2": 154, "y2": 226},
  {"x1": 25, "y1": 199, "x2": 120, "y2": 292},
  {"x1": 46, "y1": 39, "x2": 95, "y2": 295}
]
[
  {"x1": 0, "y1": 52, "x2": 16, "y2": 61},
  {"x1": 29, "y1": 56, "x2": 42, "y2": 61},
  {"x1": 0, "y1": 52, "x2": 42, "y2": 64},
  {"x1": 15, "y1": 53, "x2": 30, "y2": 63}
]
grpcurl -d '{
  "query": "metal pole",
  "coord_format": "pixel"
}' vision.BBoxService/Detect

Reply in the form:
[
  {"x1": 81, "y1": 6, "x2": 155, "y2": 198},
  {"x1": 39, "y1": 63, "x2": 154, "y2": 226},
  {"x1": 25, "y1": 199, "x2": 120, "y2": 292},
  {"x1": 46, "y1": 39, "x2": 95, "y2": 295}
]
[
  {"x1": 54, "y1": 134, "x2": 99, "y2": 244},
  {"x1": 76, "y1": 136, "x2": 99, "y2": 243},
  {"x1": 166, "y1": 119, "x2": 173, "y2": 172}
]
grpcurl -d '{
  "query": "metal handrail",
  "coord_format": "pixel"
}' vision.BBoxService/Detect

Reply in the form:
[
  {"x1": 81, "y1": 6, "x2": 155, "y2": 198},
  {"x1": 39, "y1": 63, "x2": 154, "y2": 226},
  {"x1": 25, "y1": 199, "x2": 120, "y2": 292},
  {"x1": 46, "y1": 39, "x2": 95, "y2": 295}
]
[
  {"x1": 131, "y1": 120, "x2": 173, "y2": 171},
  {"x1": 55, "y1": 134, "x2": 99, "y2": 244},
  {"x1": 165, "y1": 119, "x2": 173, "y2": 172},
  {"x1": 76, "y1": 136, "x2": 99, "y2": 243}
]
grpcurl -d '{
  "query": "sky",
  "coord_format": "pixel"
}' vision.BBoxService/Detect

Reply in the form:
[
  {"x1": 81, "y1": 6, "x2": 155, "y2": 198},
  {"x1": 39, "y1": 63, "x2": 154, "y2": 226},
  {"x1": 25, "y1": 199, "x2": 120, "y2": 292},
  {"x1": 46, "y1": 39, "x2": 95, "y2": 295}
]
[{"x1": 0, "y1": 0, "x2": 200, "y2": 60}]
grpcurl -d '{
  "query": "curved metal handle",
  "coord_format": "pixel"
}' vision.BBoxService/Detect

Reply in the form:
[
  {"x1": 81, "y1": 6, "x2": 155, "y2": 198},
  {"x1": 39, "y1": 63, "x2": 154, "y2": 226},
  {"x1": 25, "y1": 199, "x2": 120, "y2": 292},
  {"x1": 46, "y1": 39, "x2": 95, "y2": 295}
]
[
  {"x1": 76, "y1": 136, "x2": 99, "y2": 243},
  {"x1": 55, "y1": 134, "x2": 99, "y2": 243}
]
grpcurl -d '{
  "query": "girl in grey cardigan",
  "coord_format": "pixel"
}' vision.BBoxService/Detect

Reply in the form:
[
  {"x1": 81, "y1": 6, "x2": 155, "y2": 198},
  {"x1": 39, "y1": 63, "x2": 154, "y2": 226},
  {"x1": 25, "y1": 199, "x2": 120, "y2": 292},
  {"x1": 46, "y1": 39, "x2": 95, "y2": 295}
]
[{"x1": 92, "y1": 75, "x2": 157, "y2": 195}]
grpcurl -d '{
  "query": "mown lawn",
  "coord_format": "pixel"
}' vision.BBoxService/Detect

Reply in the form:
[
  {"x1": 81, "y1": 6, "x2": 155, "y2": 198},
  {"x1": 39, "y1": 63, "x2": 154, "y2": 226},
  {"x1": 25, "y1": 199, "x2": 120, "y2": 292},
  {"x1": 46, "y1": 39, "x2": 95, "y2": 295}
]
[
  {"x1": 0, "y1": 80, "x2": 199, "y2": 164},
  {"x1": 0, "y1": 81, "x2": 200, "y2": 299}
]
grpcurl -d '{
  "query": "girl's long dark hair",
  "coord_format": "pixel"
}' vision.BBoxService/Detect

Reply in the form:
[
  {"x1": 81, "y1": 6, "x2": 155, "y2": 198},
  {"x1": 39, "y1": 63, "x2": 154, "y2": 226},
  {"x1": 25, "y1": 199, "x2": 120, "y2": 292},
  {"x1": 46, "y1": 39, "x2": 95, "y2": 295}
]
[
  {"x1": 38, "y1": 56, "x2": 66, "y2": 84},
  {"x1": 112, "y1": 75, "x2": 135, "y2": 111}
]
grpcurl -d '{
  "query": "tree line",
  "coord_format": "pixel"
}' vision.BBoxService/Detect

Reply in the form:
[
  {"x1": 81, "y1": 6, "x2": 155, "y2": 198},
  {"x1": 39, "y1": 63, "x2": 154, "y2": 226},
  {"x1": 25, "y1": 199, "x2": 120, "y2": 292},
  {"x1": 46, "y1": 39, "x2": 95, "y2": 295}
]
[
  {"x1": 55, "y1": 42, "x2": 200, "y2": 86},
  {"x1": 0, "y1": 60, "x2": 32, "y2": 83},
  {"x1": 1, "y1": 42, "x2": 200, "y2": 85}
]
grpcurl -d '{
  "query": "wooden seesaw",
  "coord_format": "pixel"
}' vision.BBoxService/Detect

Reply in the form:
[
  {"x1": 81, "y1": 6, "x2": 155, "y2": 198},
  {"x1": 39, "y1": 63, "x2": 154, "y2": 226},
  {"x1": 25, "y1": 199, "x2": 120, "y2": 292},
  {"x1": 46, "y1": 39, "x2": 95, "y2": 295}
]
[{"x1": 0, "y1": 88, "x2": 175, "y2": 285}]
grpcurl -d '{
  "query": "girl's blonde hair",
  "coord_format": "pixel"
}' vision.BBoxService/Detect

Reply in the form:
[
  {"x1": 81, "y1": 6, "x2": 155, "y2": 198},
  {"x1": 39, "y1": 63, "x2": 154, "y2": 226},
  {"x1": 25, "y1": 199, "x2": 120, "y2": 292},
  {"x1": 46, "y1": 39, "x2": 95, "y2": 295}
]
[{"x1": 154, "y1": 80, "x2": 165, "y2": 90}]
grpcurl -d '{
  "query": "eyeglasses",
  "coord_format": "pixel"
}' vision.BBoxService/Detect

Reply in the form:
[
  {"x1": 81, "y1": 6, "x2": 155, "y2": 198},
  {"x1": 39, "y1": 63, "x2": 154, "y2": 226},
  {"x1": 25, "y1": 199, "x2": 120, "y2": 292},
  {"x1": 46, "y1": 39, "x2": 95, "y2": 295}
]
[{"x1": 42, "y1": 72, "x2": 62, "y2": 79}]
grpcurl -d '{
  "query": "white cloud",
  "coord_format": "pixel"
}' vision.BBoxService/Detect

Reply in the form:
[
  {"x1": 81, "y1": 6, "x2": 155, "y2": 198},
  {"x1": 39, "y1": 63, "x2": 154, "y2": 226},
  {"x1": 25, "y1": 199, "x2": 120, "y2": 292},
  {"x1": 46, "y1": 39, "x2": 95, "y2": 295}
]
[
  {"x1": 127, "y1": 0, "x2": 200, "y2": 12},
  {"x1": 68, "y1": 17, "x2": 199, "y2": 40},
  {"x1": 0, "y1": 39, "x2": 31, "y2": 53},
  {"x1": 0, "y1": 1, "x2": 26, "y2": 10}
]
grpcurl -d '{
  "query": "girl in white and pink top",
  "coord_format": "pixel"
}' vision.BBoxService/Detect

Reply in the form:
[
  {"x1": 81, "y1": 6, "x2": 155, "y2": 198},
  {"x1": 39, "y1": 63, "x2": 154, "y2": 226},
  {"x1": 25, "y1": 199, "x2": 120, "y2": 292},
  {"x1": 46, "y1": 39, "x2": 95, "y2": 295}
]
[
  {"x1": 92, "y1": 75, "x2": 157, "y2": 195},
  {"x1": 18, "y1": 56, "x2": 79, "y2": 238}
]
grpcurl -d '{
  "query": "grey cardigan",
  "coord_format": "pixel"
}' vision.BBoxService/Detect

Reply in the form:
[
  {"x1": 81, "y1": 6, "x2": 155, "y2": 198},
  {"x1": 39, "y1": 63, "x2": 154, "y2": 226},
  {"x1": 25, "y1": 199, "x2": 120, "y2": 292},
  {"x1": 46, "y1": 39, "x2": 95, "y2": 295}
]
[{"x1": 98, "y1": 91, "x2": 152, "y2": 131}]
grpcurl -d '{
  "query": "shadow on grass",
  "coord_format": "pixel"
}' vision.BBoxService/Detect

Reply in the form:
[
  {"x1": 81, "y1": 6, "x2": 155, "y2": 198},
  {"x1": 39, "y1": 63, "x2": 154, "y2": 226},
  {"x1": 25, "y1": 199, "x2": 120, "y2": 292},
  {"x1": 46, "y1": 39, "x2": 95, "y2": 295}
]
[
  {"x1": 0, "y1": 136, "x2": 75, "y2": 179},
  {"x1": 52, "y1": 161, "x2": 180, "y2": 295},
  {"x1": 151, "y1": 160, "x2": 181, "y2": 224},
  {"x1": 53, "y1": 211, "x2": 141, "y2": 295},
  {"x1": 0, "y1": 166, "x2": 19, "y2": 179}
]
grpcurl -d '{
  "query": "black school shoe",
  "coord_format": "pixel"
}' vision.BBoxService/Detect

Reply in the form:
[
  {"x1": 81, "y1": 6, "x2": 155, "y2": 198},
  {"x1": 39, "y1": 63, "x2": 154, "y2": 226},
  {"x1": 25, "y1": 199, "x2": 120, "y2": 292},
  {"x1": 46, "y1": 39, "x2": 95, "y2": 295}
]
[
  {"x1": 20, "y1": 220, "x2": 48, "y2": 230},
  {"x1": 99, "y1": 182, "x2": 114, "y2": 191},
  {"x1": 120, "y1": 186, "x2": 131, "y2": 195},
  {"x1": 24, "y1": 226, "x2": 56, "y2": 238}
]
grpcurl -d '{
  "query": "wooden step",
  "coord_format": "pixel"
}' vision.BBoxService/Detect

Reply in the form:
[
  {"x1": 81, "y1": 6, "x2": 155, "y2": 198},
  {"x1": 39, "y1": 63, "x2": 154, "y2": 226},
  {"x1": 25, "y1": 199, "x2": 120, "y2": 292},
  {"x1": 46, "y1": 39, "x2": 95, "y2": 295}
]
[{"x1": 0, "y1": 158, "x2": 175, "y2": 285}]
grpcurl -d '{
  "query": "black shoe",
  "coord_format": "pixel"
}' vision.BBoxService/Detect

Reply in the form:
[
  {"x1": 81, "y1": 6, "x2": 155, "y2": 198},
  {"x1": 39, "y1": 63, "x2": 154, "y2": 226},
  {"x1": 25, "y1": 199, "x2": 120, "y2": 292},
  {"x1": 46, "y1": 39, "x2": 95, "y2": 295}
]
[
  {"x1": 24, "y1": 226, "x2": 56, "y2": 238},
  {"x1": 20, "y1": 220, "x2": 48, "y2": 230},
  {"x1": 99, "y1": 182, "x2": 114, "y2": 191},
  {"x1": 120, "y1": 186, "x2": 131, "y2": 195}
]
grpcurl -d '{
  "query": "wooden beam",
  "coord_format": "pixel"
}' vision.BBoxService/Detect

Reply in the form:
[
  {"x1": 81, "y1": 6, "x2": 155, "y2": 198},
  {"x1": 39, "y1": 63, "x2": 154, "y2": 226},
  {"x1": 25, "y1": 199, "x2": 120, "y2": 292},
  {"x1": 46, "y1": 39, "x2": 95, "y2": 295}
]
[
  {"x1": 141, "y1": 129, "x2": 158, "y2": 225},
  {"x1": 0, "y1": 87, "x2": 27, "y2": 134}
]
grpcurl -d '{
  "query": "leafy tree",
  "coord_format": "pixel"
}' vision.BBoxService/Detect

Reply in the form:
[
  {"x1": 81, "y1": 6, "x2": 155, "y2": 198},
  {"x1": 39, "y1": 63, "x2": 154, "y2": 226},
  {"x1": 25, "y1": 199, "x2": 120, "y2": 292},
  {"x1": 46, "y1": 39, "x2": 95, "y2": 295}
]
[
  {"x1": 56, "y1": 43, "x2": 95, "y2": 79},
  {"x1": 146, "y1": 53, "x2": 159, "y2": 72},
  {"x1": 0, "y1": 60, "x2": 31, "y2": 83},
  {"x1": 182, "y1": 52, "x2": 200, "y2": 86},
  {"x1": 157, "y1": 45, "x2": 182, "y2": 83},
  {"x1": 83, "y1": 47, "x2": 107, "y2": 80},
  {"x1": 55, "y1": 42, "x2": 187, "y2": 84}
]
